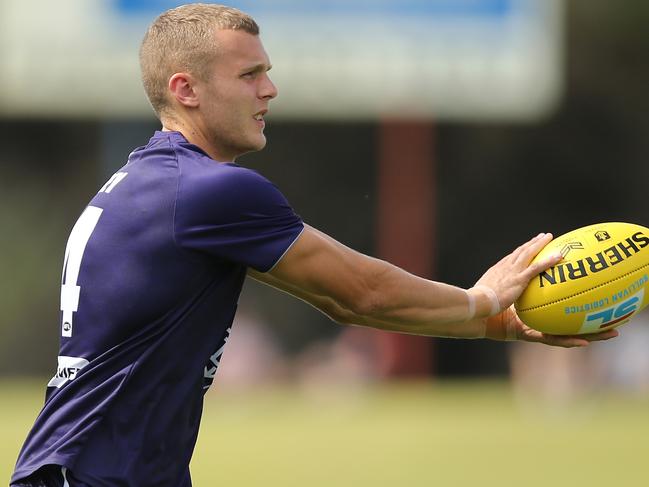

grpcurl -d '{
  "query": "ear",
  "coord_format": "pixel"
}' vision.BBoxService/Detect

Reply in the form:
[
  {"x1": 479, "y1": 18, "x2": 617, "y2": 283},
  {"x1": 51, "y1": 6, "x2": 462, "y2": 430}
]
[{"x1": 168, "y1": 73, "x2": 200, "y2": 108}]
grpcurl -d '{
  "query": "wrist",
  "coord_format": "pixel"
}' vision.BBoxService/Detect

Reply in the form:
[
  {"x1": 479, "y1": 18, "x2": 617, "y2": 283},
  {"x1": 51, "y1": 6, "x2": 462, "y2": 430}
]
[
  {"x1": 484, "y1": 309, "x2": 518, "y2": 341},
  {"x1": 466, "y1": 286, "x2": 500, "y2": 319}
]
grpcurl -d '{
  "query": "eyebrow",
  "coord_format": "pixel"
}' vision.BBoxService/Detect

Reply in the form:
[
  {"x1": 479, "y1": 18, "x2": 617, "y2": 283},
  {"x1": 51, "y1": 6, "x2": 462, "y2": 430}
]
[{"x1": 241, "y1": 63, "x2": 272, "y2": 74}]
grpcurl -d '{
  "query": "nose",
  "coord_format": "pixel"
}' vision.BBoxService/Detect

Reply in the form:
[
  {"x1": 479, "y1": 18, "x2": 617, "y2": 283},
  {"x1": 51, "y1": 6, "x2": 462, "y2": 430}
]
[{"x1": 259, "y1": 72, "x2": 278, "y2": 100}]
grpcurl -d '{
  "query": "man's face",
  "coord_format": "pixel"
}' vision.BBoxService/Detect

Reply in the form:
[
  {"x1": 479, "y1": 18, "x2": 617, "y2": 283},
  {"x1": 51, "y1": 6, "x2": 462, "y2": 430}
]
[{"x1": 195, "y1": 29, "x2": 277, "y2": 161}]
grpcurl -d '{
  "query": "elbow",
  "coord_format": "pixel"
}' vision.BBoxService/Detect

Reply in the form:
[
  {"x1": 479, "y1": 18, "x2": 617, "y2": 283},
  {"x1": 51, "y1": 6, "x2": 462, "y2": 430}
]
[
  {"x1": 318, "y1": 292, "x2": 380, "y2": 326},
  {"x1": 319, "y1": 299, "x2": 366, "y2": 326},
  {"x1": 339, "y1": 266, "x2": 388, "y2": 320},
  {"x1": 322, "y1": 260, "x2": 392, "y2": 324},
  {"x1": 341, "y1": 288, "x2": 383, "y2": 321}
]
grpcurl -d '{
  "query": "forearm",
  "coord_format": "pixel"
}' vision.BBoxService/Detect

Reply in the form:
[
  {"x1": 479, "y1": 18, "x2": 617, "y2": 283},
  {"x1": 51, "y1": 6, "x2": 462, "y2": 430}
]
[
  {"x1": 334, "y1": 259, "x2": 495, "y2": 338},
  {"x1": 350, "y1": 307, "x2": 490, "y2": 339},
  {"x1": 251, "y1": 258, "x2": 496, "y2": 339}
]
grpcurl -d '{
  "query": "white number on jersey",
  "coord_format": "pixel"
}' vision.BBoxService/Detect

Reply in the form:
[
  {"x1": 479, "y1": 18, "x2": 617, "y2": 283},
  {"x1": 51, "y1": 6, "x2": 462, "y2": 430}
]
[
  {"x1": 60, "y1": 206, "x2": 103, "y2": 337},
  {"x1": 99, "y1": 172, "x2": 128, "y2": 194}
]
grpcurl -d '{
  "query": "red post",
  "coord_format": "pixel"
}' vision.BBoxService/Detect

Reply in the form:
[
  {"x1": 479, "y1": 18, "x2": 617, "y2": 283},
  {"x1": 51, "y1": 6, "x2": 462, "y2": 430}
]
[{"x1": 375, "y1": 119, "x2": 437, "y2": 377}]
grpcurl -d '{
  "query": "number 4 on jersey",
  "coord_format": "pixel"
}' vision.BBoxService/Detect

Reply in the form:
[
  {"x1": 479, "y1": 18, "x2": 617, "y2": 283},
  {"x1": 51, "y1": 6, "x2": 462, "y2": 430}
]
[
  {"x1": 99, "y1": 172, "x2": 128, "y2": 194},
  {"x1": 59, "y1": 172, "x2": 127, "y2": 337},
  {"x1": 60, "y1": 206, "x2": 103, "y2": 337}
]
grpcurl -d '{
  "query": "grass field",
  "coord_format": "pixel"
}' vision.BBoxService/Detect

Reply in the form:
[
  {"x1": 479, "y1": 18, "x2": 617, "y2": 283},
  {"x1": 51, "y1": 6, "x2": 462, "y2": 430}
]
[{"x1": 2, "y1": 379, "x2": 648, "y2": 486}]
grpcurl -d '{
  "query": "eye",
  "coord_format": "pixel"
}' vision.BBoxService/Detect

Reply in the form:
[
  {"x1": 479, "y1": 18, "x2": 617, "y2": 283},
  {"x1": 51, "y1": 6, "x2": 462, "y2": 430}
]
[{"x1": 241, "y1": 71, "x2": 256, "y2": 79}]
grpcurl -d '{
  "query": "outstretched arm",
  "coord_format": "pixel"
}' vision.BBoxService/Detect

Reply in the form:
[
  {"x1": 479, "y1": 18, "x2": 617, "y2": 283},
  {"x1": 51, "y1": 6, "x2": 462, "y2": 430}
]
[{"x1": 249, "y1": 225, "x2": 617, "y2": 347}]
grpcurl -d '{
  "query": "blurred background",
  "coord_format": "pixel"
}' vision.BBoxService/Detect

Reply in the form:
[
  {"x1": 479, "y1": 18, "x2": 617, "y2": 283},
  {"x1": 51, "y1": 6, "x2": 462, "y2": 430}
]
[{"x1": 1, "y1": 0, "x2": 648, "y2": 485}]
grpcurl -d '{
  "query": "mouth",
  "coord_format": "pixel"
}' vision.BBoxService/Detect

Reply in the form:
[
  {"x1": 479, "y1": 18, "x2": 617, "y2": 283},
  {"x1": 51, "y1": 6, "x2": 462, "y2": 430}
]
[{"x1": 253, "y1": 109, "x2": 267, "y2": 125}]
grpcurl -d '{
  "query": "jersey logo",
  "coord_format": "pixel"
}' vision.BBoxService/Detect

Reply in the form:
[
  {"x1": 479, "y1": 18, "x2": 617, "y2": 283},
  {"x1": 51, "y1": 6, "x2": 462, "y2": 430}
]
[
  {"x1": 203, "y1": 327, "x2": 231, "y2": 390},
  {"x1": 47, "y1": 355, "x2": 89, "y2": 388}
]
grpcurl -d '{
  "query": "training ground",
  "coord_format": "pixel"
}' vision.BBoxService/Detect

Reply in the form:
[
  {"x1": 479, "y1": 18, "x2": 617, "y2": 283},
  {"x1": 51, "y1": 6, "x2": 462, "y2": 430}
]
[{"x1": 2, "y1": 380, "x2": 648, "y2": 486}]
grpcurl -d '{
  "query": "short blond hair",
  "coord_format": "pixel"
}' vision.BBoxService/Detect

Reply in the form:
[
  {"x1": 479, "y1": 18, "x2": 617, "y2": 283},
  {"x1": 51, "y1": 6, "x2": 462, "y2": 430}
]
[{"x1": 139, "y1": 3, "x2": 259, "y2": 118}]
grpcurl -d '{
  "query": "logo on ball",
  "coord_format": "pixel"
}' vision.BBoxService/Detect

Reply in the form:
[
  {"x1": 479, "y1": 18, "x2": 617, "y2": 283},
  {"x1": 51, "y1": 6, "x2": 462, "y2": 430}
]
[
  {"x1": 580, "y1": 288, "x2": 644, "y2": 333},
  {"x1": 560, "y1": 241, "x2": 584, "y2": 258},
  {"x1": 595, "y1": 231, "x2": 611, "y2": 242}
]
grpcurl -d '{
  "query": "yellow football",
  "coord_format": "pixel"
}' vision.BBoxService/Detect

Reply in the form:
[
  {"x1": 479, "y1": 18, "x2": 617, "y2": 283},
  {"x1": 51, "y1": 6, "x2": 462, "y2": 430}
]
[{"x1": 515, "y1": 222, "x2": 649, "y2": 335}]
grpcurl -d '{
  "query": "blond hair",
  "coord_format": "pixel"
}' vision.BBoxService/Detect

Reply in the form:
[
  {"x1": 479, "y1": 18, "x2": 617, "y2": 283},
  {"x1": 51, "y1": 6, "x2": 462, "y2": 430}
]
[{"x1": 139, "y1": 3, "x2": 259, "y2": 118}]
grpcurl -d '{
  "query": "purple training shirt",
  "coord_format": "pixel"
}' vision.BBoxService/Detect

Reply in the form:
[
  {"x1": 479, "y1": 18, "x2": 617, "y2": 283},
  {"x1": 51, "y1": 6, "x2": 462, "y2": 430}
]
[{"x1": 12, "y1": 131, "x2": 304, "y2": 486}]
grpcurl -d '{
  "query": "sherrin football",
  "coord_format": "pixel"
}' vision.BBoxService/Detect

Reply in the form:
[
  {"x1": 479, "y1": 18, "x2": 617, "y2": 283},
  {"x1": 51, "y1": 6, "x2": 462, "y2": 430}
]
[{"x1": 515, "y1": 222, "x2": 649, "y2": 335}]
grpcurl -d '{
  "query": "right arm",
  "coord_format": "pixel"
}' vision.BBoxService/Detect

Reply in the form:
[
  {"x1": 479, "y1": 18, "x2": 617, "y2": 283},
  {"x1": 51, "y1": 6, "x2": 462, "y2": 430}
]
[
  {"x1": 249, "y1": 246, "x2": 488, "y2": 338},
  {"x1": 251, "y1": 226, "x2": 536, "y2": 337},
  {"x1": 249, "y1": 225, "x2": 618, "y2": 347}
]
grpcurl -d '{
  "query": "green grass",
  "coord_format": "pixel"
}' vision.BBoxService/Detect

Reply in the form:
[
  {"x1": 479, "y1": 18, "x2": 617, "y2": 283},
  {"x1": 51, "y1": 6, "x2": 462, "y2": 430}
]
[{"x1": 3, "y1": 379, "x2": 649, "y2": 486}]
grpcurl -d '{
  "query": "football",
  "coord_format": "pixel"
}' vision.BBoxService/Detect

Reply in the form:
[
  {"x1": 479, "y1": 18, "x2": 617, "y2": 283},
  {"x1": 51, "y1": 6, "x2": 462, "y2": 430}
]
[{"x1": 515, "y1": 222, "x2": 649, "y2": 335}]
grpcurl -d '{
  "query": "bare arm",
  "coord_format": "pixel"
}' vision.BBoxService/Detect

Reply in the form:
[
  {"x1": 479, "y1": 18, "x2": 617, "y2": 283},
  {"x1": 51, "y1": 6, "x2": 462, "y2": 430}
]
[
  {"x1": 249, "y1": 225, "x2": 618, "y2": 347},
  {"x1": 249, "y1": 226, "x2": 487, "y2": 337}
]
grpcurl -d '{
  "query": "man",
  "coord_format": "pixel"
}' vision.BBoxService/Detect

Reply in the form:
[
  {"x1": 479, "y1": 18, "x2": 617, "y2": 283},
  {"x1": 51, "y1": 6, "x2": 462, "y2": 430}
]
[{"x1": 11, "y1": 4, "x2": 617, "y2": 486}]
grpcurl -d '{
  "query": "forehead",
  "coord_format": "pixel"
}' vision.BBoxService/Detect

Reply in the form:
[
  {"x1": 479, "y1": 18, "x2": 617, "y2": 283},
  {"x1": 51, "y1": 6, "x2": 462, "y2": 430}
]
[{"x1": 212, "y1": 29, "x2": 270, "y2": 68}]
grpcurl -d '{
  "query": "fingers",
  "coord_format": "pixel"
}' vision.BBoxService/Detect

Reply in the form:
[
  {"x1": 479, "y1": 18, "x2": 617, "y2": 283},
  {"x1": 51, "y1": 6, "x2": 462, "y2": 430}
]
[
  {"x1": 523, "y1": 251, "x2": 563, "y2": 281},
  {"x1": 524, "y1": 328, "x2": 620, "y2": 348},
  {"x1": 510, "y1": 232, "x2": 549, "y2": 263},
  {"x1": 542, "y1": 335, "x2": 590, "y2": 348},
  {"x1": 513, "y1": 232, "x2": 554, "y2": 267},
  {"x1": 475, "y1": 233, "x2": 560, "y2": 312},
  {"x1": 579, "y1": 328, "x2": 620, "y2": 342},
  {"x1": 517, "y1": 234, "x2": 565, "y2": 282},
  {"x1": 491, "y1": 309, "x2": 621, "y2": 348},
  {"x1": 522, "y1": 328, "x2": 590, "y2": 348}
]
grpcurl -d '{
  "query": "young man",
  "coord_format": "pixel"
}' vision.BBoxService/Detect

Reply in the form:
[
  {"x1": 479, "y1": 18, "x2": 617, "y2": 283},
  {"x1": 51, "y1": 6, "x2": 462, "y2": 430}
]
[{"x1": 11, "y1": 4, "x2": 617, "y2": 486}]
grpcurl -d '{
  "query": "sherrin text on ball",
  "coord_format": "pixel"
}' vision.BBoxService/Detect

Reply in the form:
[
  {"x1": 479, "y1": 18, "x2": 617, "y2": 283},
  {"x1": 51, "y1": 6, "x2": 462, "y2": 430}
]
[{"x1": 515, "y1": 222, "x2": 649, "y2": 335}]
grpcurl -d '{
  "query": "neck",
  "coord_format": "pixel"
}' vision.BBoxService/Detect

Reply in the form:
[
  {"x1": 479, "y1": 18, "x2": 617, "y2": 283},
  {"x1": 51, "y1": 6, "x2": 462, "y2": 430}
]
[{"x1": 161, "y1": 116, "x2": 235, "y2": 162}]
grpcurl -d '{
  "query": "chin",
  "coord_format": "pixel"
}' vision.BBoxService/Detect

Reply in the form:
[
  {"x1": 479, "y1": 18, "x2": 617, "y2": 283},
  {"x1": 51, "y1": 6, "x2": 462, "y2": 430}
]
[
  {"x1": 233, "y1": 137, "x2": 267, "y2": 159},
  {"x1": 249, "y1": 134, "x2": 268, "y2": 151}
]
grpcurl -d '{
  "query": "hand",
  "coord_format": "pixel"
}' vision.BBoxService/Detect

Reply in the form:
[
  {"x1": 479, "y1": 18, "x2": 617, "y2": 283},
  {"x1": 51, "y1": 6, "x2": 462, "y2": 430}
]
[
  {"x1": 472, "y1": 233, "x2": 562, "y2": 315},
  {"x1": 486, "y1": 306, "x2": 620, "y2": 347}
]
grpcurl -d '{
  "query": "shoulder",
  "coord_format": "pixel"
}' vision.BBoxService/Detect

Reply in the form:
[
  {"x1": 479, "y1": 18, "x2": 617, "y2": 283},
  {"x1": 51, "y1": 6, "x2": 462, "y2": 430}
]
[
  {"x1": 183, "y1": 161, "x2": 274, "y2": 191},
  {"x1": 140, "y1": 132, "x2": 279, "y2": 201},
  {"x1": 176, "y1": 163, "x2": 294, "y2": 223},
  {"x1": 181, "y1": 162, "x2": 284, "y2": 201}
]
